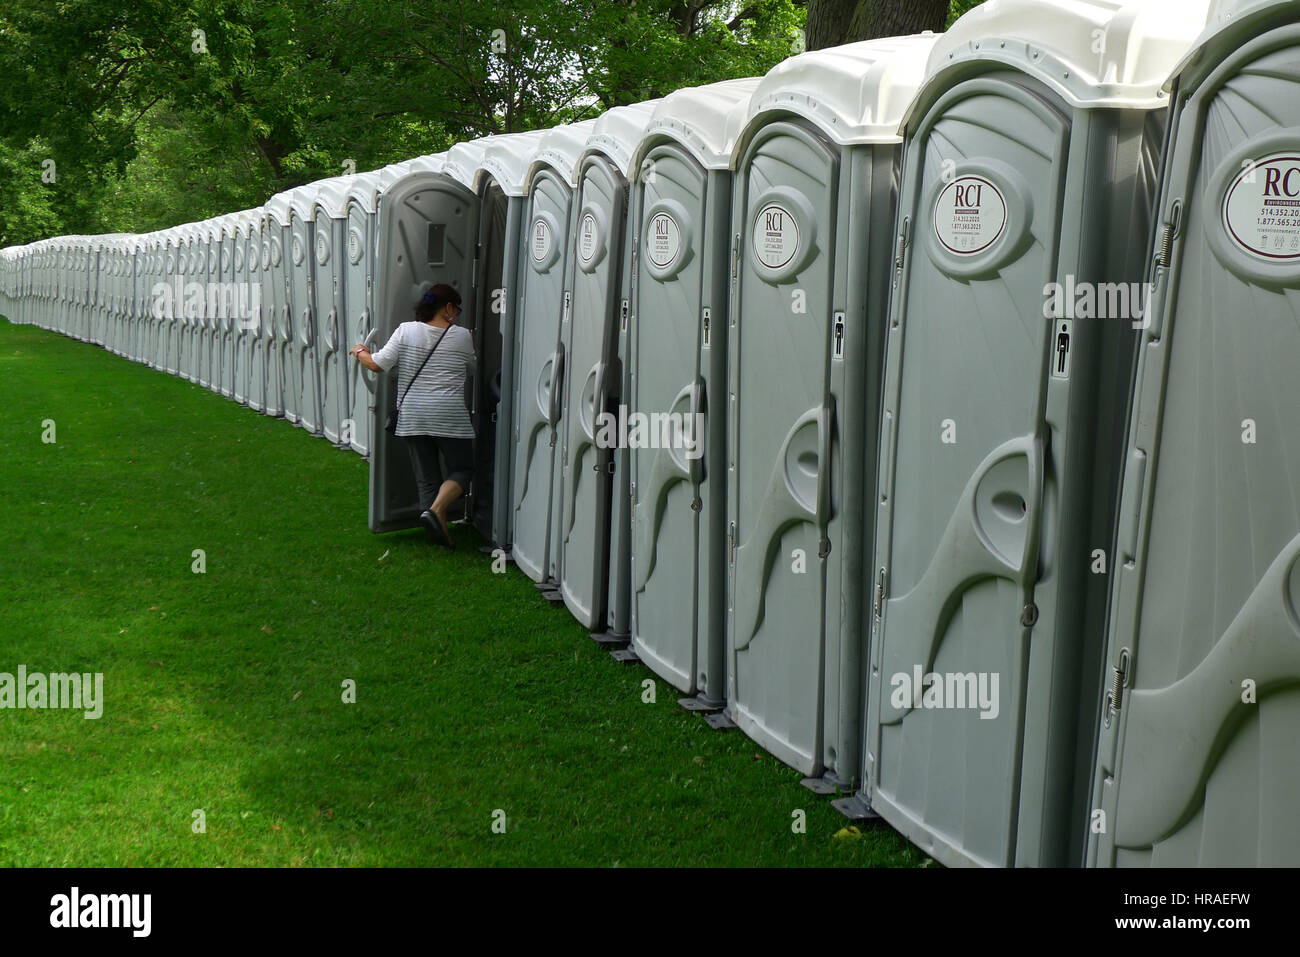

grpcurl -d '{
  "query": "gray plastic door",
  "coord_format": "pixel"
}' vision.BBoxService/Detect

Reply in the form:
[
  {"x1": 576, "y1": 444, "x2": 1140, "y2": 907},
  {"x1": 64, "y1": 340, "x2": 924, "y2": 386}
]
[
  {"x1": 558, "y1": 156, "x2": 627, "y2": 629},
  {"x1": 290, "y1": 210, "x2": 321, "y2": 431},
  {"x1": 314, "y1": 216, "x2": 348, "y2": 443},
  {"x1": 869, "y1": 78, "x2": 1071, "y2": 867},
  {"x1": 197, "y1": 243, "x2": 214, "y2": 389},
  {"x1": 470, "y1": 184, "x2": 509, "y2": 537},
  {"x1": 260, "y1": 229, "x2": 283, "y2": 415},
  {"x1": 231, "y1": 236, "x2": 248, "y2": 402},
  {"x1": 727, "y1": 120, "x2": 843, "y2": 775},
  {"x1": 247, "y1": 227, "x2": 267, "y2": 411},
  {"x1": 368, "y1": 173, "x2": 477, "y2": 532},
  {"x1": 1091, "y1": 22, "x2": 1300, "y2": 867},
  {"x1": 510, "y1": 169, "x2": 574, "y2": 582},
  {"x1": 215, "y1": 235, "x2": 233, "y2": 396},
  {"x1": 629, "y1": 141, "x2": 714, "y2": 693},
  {"x1": 266, "y1": 228, "x2": 289, "y2": 419},
  {"x1": 345, "y1": 200, "x2": 376, "y2": 456}
]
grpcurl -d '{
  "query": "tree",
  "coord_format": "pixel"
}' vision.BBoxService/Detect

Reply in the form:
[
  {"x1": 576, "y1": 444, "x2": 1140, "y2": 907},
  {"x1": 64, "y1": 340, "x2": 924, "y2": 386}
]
[
  {"x1": 803, "y1": 0, "x2": 983, "y2": 50},
  {"x1": 0, "y1": 0, "x2": 803, "y2": 238}
]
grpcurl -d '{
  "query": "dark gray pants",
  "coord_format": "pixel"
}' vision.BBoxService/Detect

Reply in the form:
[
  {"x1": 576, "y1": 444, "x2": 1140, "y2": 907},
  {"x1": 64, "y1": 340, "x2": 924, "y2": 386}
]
[{"x1": 404, "y1": 434, "x2": 474, "y2": 509}]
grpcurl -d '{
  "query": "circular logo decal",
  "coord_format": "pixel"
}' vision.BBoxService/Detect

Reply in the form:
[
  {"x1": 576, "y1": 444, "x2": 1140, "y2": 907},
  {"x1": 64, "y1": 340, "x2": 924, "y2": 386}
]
[
  {"x1": 271, "y1": 237, "x2": 283, "y2": 268},
  {"x1": 647, "y1": 212, "x2": 681, "y2": 269},
  {"x1": 753, "y1": 203, "x2": 799, "y2": 270},
  {"x1": 934, "y1": 175, "x2": 1008, "y2": 255},
  {"x1": 579, "y1": 212, "x2": 599, "y2": 264},
  {"x1": 1223, "y1": 154, "x2": 1300, "y2": 261},
  {"x1": 292, "y1": 236, "x2": 305, "y2": 266},
  {"x1": 316, "y1": 234, "x2": 330, "y2": 265},
  {"x1": 348, "y1": 228, "x2": 364, "y2": 265},
  {"x1": 531, "y1": 218, "x2": 553, "y2": 264}
]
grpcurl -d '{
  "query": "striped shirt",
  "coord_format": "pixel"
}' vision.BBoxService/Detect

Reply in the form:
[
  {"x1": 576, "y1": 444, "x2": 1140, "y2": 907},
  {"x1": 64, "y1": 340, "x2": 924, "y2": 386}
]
[{"x1": 371, "y1": 320, "x2": 476, "y2": 438}]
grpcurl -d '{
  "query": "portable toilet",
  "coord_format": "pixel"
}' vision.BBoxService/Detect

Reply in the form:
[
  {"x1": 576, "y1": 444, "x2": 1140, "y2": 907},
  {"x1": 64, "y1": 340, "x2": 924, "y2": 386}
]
[
  {"x1": 163, "y1": 230, "x2": 182, "y2": 375},
  {"x1": 340, "y1": 169, "x2": 392, "y2": 458},
  {"x1": 622, "y1": 77, "x2": 758, "y2": 705},
  {"x1": 508, "y1": 120, "x2": 598, "y2": 583},
  {"x1": 457, "y1": 131, "x2": 546, "y2": 543},
  {"x1": 245, "y1": 211, "x2": 270, "y2": 411},
  {"x1": 286, "y1": 189, "x2": 323, "y2": 431},
  {"x1": 255, "y1": 212, "x2": 283, "y2": 416},
  {"x1": 191, "y1": 221, "x2": 214, "y2": 390},
  {"x1": 1088, "y1": 0, "x2": 1300, "y2": 869},
  {"x1": 443, "y1": 137, "x2": 500, "y2": 520},
  {"x1": 265, "y1": 192, "x2": 298, "y2": 422},
  {"x1": 367, "y1": 152, "x2": 483, "y2": 532},
  {"x1": 182, "y1": 225, "x2": 204, "y2": 384},
  {"x1": 310, "y1": 177, "x2": 356, "y2": 442},
  {"x1": 725, "y1": 35, "x2": 940, "y2": 787},
  {"x1": 554, "y1": 101, "x2": 660, "y2": 634},
  {"x1": 203, "y1": 216, "x2": 228, "y2": 394},
  {"x1": 854, "y1": 0, "x2": 1213, "y2": 868}
]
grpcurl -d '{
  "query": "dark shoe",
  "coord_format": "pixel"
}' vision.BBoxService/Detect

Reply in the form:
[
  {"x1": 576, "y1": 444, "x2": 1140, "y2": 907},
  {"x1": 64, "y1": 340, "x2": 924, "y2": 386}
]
[{"x1": 419, "y1": 510, "x2": 453, "y2": 549}]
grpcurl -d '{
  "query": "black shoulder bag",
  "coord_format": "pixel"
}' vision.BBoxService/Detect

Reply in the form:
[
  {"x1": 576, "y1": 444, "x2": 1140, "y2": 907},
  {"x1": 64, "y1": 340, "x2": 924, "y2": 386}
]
[{"x1": 385, "y1": 327, "x2": 448, "y2": 436}]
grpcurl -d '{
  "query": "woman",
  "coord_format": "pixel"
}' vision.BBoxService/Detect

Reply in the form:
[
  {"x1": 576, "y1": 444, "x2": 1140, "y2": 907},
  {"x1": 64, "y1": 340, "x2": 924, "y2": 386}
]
[{"x1": 351, "y1": 284, "x2": 475, "y2": 549}]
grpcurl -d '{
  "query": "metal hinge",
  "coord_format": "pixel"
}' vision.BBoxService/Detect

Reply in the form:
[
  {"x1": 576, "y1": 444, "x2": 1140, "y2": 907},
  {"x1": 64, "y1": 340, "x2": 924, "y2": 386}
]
[
  {"x1": 702, "y1": 307, "x2": 711, "y2": 346},
  {"x1": 1107, "y1": 649, "x2": 1131, "y2": 715},
  {"x1": 728, "y1": 522, "x2": 736, "y2": 562},
  {"x1": 631, "y1": 236, "x2": 638, "y2": 283},
  {"x1": 818, "y1": 538, "x2": 831, "y2": 559},
  {"x1": 874, "y1": 567, "x2": 887, "y2": 619},
  {"x1": 732, "y1": 234, "x2": 740, "y2": 279},
  {"x1": 1153, "y1": 201, "x2": 1181, "y2": 269}
]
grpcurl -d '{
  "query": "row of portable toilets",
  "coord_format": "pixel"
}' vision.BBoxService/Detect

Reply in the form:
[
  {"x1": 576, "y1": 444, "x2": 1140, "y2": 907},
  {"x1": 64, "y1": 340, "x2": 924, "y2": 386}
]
[{"x1": 3, "y1": 0, "x2": 1299, "y2": 867}]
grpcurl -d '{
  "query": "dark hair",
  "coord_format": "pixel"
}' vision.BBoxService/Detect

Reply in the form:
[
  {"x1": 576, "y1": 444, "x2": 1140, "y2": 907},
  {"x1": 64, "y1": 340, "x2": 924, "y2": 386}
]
[{"x1": 414, "y1": 283, "x2": 462, "y2": 322}]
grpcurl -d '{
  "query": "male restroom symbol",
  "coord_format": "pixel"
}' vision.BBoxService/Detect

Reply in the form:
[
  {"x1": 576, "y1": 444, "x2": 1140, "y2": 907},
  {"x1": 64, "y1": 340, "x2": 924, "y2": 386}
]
[{"x1": 1052, "y1": 320, "x2": 1072, "y2": 379}]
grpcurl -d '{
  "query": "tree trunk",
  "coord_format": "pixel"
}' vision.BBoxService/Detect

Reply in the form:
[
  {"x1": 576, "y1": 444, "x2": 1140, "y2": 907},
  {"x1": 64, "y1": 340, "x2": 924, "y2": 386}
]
[{"x1": 806, "y1": 0, "x2": 949, "y2": 50}]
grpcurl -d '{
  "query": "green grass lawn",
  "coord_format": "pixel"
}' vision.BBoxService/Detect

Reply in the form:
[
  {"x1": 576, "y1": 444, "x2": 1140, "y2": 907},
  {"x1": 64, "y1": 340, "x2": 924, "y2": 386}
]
[{"x1": 0, "y1": 318, "x2": 924, "y2": 867}]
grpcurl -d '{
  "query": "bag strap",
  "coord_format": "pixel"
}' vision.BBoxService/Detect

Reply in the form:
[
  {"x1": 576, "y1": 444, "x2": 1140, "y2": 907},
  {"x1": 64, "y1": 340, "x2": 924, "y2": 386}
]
[{"x1": 396, "y1": 326, "x2": 449, "y2": 411}]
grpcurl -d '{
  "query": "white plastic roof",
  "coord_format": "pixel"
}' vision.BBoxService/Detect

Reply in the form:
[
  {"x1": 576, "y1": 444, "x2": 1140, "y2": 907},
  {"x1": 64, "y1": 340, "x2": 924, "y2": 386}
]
[
  {"x1": 744, "y1": 34, "x2": 940, "y2": 147},
  {"x1": 480, "y1": 131, "x2": 547, "y2": 196},
  {"x1": 584, "y1": 101, "x2": 661, "y2": 179},
  {"x1": 633, "y1": 78, "x2": 760, "y2": 171},
  {"x1": 404, "y1": 152, "x2": 448, "y2": 174},
  {"x1": 527, "y1": 119, "x2": 598, "y2": 188},
  {"x1": 444, "y1": 138, "x2": 493, "y2": 190},
  {"x1": 912, "y1": 0, "x2": 1214, "y2": 120},
  {"x1": 1164, "y1": 0, "x2": 1292, "y2": 88},
  {"x1": 343, "y1": 168, "x2": 392, "y2": 214},
  {"x1": 312, "y1": 175, "x2": 355, "y2": 219}
]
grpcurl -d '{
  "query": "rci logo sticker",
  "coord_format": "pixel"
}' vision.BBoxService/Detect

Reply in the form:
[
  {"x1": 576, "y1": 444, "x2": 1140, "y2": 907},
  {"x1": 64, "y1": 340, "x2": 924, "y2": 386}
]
[
  {"x1": 1223, "y1": 154, "x2": 1300, "y2": 261},
  {"x1": 934, "y1": 175, "x2": 1007, "y2": 255},
  {"x1": 753, "y1": 203, "x2": 799, "y2": 270},
  {"x1": 647, "y1": 212, "x2": 681, "y2": 269},
  {"x1": 579, "y1": 213, "x2": 599, "y2": 264},
  {"x1": 531, "y1": 218, "x2": 553, "y2": 264}
]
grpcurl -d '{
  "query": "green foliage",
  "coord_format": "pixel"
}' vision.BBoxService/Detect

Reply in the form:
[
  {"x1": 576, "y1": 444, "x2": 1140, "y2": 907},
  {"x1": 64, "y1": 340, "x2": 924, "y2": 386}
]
[{"x1": 0, "y1": 0, "x2": 804, "y2": 240}]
